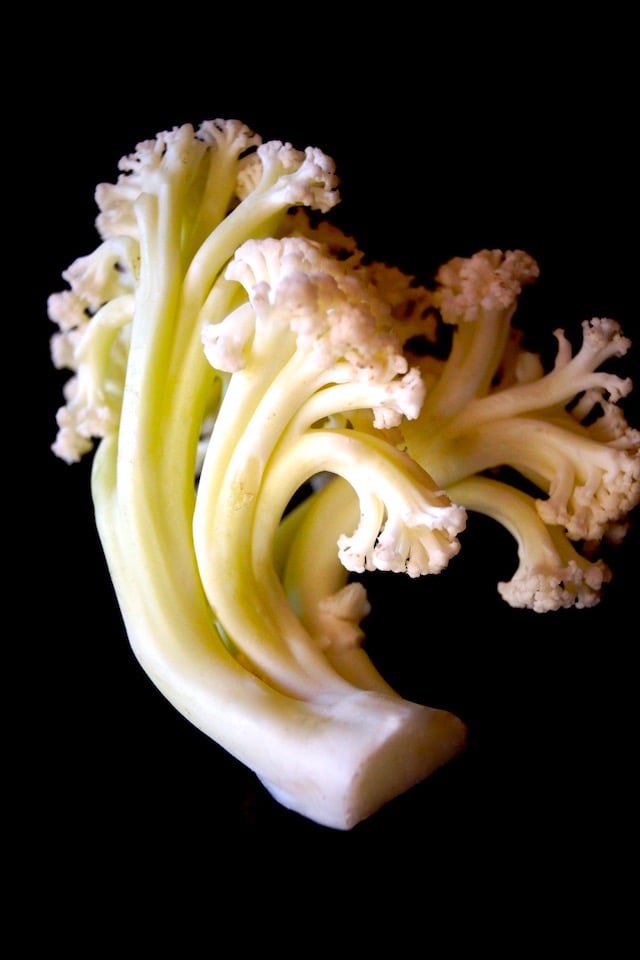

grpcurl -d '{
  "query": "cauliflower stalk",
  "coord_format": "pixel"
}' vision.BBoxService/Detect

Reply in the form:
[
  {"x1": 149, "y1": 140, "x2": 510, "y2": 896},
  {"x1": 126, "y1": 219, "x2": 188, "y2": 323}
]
[
  {"x1": 50, "y1": 120, "x2": 467, "y2": 830},
  {"x1": 49, "y1": 119, "x2": 638, "y2": 829}
]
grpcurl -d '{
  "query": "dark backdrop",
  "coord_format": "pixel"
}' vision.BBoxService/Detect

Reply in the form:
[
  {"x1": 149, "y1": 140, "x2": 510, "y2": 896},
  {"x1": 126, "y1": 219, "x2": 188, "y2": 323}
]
[{"x1": 22, "y1": 17, "x2": 638, "y2": 934}]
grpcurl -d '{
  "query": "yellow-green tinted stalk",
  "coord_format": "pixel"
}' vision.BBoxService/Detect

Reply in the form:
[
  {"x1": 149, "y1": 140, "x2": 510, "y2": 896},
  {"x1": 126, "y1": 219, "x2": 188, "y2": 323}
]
[
  {"x1": 281, "y1": 476, "x2": 399, "y2": 694},
  {"x1": 92, "y1": 431, "x2": 466, "y2": 831},
  {"x1": 194, "y1": 346, "x2": 359, "y2": 700}
]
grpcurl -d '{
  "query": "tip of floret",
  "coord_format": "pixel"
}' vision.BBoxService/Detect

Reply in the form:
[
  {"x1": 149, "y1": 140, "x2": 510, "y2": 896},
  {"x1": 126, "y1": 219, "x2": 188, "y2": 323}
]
[
  {"x1": 498, "y1": 557, "x2": 611, "y2": 612},
  {"x1": 434, "y1": 249, "x2": 539, "y2": 325}
]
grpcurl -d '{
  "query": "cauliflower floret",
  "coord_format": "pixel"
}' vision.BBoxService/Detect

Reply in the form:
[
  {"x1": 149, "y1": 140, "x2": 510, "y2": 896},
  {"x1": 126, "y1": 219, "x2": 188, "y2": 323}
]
[{"x1": 448, "y1": 476, "x2": 613, "y2": 612}]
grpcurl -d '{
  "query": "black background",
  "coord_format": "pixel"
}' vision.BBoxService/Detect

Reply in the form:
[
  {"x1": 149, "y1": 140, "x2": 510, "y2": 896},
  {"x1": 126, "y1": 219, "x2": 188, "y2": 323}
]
[{"x1": 24, "y1": 14, "x2": 638, "y2": 931}]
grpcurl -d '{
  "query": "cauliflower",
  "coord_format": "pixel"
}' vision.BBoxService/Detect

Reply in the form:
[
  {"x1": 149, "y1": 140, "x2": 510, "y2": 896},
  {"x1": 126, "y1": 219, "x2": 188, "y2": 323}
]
[{"x1": 49, "y1": 119, "x2": 637, "y2": 831}]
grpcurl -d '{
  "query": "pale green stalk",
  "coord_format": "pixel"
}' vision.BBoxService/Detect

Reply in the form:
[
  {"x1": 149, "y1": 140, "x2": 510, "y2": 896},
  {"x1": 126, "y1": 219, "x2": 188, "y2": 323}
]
[
  {"x1": 417, "y1": 306, "x2": 516, "y2": 429},
  {"x1": 420, "y1": 416, "x2": 602, "y2": 493},
  {"x1": 280, "y1": 477, "x2": 398, "y2": 694},
  {"x1": 194, "y1": 345, "x2": 360, "y2": 699},
  {"x1": 92, "y1": 435, "x2": 465, "y2": 831}
]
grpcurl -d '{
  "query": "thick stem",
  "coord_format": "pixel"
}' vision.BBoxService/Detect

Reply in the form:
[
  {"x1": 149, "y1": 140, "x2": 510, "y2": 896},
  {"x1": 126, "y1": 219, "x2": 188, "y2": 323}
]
[
  {"x1": 419, "y1": 416, "x2": 597, "y2": 492},
  {"x1": 282, "y1": 477, "x2": 399, "y2": 694},
  {"x1": 91, "y1": 436, "x2": 466, "y2": 831},
  {"x1": 193, "y1": 344, "x2": 362, "y2": 698},
  {"x1": 419, "y1": 307, "x2": 514, "y2": 428}
]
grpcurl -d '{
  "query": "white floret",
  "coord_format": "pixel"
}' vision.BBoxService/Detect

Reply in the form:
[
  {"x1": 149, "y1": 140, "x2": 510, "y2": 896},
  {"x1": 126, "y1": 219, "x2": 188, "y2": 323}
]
[
  {"x1": 498, "y1": 557, "x2": 611, "y2": 612},
  {"x1": 338, "y1": 492, "x2": 466, "y2": 578},
  {"x1": 538, "y1": 448, "x2": 640, "y2": 542},
  {"x1": 314, "y1": 583, "x2": 372, "y2": 652},
  {"x1": 434, "y1": 249, "x2": 540, "y2": 325}
]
